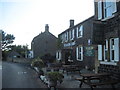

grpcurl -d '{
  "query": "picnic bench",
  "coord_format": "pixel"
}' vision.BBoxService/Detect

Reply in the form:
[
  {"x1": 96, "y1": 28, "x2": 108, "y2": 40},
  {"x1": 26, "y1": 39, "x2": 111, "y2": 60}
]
[{"x1": 75, "y1": 72, "x2": 120, "y2": 89}]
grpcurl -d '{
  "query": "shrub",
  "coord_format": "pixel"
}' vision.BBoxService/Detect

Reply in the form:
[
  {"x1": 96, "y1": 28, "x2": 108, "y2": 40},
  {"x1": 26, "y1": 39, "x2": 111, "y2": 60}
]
[
  {"x1": 47, "y1": 72, "x2": 64, "y2": 83},
  {"x1": 31, "y1": 58, "x2": 44, "y2": 68}
]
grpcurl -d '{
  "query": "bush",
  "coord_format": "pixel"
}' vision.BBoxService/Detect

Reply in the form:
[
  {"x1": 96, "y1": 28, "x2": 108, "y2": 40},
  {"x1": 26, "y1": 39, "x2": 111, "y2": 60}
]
[
  {"x1": 31, "y1": 58, "x2": 44, "y2": 68},
  {"x1": 47, "y1": 72, "x2": 64, "y2": 83}
]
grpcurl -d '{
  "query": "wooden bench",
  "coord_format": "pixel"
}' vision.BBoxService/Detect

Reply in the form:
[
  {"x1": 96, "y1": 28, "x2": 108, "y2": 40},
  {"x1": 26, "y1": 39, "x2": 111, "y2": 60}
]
[
  {"x1": 66, "y1": 68, "x2": 81, "y2": 75},
  {"x1": 84, "y1": 80, "x2": 119, "y2": 89},
  {"x1": 62, "y1": 65, "x2": 81, "y2": 75}
]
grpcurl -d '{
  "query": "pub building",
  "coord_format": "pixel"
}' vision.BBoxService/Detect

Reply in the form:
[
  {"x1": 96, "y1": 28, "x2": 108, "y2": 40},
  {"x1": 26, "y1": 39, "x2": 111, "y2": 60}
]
[
  {"x1": 56, "y1": 16, "x2": 97, "y2": 70},
  {"x1": 93, "y1": 0, "x2": 120, "y2": 73}
]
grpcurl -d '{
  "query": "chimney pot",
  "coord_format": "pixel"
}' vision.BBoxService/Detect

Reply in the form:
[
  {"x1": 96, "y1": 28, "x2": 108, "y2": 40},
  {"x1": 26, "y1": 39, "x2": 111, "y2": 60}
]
[
  {"x1": 45, "y1": 24, "x2": 49, "y2": 32},
  {"x1": 70, "y1": 19, "x2": 74, "y2": 27}
]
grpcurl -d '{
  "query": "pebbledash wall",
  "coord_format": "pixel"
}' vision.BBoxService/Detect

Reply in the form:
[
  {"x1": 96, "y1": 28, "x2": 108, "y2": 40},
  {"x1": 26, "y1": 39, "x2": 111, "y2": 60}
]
[
  {"x1": 56, "y1": 16, "x2": 97, "y2": 70},
  {"x1": 93, "y1": 0, "x2": 120, "y2": 73}
]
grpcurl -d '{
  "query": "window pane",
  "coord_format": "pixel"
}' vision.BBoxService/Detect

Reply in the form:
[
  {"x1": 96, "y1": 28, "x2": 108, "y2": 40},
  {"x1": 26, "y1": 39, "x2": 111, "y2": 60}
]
[
  {"x1": 98, "y1": 1, "x2": 102, "y2": 19},
  {"x1": 112, "y1": 50, "x2": 114, "y2": 60}
]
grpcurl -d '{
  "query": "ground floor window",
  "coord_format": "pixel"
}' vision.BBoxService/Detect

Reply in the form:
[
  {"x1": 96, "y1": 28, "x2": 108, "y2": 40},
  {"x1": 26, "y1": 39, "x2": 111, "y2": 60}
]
[
  {"x1": 56, "y1": 51, "x2": 61, "y2": 60},
  {"x1": 76, "y1": 45, "x2": 83, "y2": 61},
  {"x1": 98, "y1": 38, "x2": 119, "y2": 64}
]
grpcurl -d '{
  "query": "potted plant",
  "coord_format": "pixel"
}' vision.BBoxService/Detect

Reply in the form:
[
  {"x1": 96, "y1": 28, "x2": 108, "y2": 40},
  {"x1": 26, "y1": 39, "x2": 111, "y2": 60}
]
[
  {"x1": 31, "y1": 58, "x2": 45, "y2": 76},
  {"x1": 47, "y1": 72, "x2": 64, "y2": 87}
]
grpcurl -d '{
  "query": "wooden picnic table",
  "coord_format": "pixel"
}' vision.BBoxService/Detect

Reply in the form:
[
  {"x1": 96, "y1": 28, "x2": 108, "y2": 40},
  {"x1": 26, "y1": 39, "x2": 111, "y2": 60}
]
[
  {"x1": 76, "y1": 73, "x2": 110, "y2": 88},
  {"x1": 76, "y1": 72, "x2": 119, "y2": 89}
]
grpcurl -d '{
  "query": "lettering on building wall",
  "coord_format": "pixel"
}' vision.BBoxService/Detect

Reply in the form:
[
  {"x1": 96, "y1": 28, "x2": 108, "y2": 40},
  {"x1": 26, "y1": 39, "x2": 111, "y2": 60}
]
[{"x1": 64, "y1": 41, "x2": 76, "y2": 47}]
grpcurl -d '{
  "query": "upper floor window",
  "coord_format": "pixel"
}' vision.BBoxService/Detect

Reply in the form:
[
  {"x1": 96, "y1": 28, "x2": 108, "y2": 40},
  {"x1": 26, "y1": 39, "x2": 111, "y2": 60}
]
[
  {"x1": 69, "y1": 29, "x2": 74, "y2": 40},
  {"x1": 77, "y1": 25, "x2": 83, "y2": 38},
  {"x1": 65, "y1": 32, "x2": 68, "y2": 42},
  {"x1": 60, "y1": 34, "x2": 64, "y2": 43},
  {"x1": 98, "y1": 0, "x2": 117, "y2": 20}
]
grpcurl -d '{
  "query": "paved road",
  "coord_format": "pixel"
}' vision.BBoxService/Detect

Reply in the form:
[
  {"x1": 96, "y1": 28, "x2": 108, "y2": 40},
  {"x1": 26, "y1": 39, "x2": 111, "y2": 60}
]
[{"x1": 2, "y1": 61, "x2": 47, "y2": 88}]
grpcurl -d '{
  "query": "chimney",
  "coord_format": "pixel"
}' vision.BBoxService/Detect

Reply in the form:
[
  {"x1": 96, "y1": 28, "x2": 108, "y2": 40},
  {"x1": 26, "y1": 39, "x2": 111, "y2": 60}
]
[
  {"x1": 45, "y1": 24, "x2": 49, "y2": 32},
  {"x1": 69, "y1": 19, "x2": 74, "y2": 27}
]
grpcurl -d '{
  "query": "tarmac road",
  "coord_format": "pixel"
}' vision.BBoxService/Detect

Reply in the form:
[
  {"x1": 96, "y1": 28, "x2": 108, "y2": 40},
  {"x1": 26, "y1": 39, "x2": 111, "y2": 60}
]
[{"x1": 2, "y1": 61, "x2": 47, "y2": 88}]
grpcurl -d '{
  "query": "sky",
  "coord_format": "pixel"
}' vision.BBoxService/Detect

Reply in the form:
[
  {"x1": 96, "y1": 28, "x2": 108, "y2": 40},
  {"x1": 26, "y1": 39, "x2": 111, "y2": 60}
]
[{"x1": 0, "y1": 0, "x2": 94, "y2": 49}]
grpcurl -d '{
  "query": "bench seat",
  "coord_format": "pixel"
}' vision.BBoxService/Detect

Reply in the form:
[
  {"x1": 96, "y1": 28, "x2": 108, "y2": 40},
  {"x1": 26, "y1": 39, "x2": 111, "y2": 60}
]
[{"x1": 85, "y1": 79, "x2": 119, "y2": 87}]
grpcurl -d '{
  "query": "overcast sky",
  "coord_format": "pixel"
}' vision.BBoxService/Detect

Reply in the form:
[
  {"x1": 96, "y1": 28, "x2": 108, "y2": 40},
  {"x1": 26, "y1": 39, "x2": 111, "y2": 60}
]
[{"x1": 0, "y1": 0, "x2": 94, "y2": 49}]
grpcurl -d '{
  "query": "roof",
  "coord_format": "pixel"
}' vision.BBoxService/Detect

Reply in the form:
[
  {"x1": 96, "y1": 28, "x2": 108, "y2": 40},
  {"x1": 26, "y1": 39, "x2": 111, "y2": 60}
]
[{"x1": 59, "y1": 15, "x2": 95, "y2": 36}]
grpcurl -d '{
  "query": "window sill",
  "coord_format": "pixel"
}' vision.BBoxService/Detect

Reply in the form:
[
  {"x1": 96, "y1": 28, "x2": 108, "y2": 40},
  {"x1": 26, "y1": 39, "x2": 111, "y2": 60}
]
[
  {"x1": 101, "y1": 15, "x2": 115, "y2": 21},
  {"x1": 77, "y1": 36, "x2": 82, "y2": 39},
  {"x1": 77, "y1": 59, "x2": 83, "y2": 61},
  {"x1": 100, "y1": 61, "x2": 117, "y2": 66},
  {"x1": 57, "y1": 58, "x2": 61, "y2": 60},
  {"x1": 70, "y1": 38, "x2": 74, "y2": 41}
]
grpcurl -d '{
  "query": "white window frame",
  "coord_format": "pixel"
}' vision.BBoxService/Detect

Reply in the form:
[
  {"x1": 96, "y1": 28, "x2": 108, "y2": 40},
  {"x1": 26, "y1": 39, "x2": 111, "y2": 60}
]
[
  {"x1": 69, "y1": 29, "x2": 74, "y2": 40},
  {"x1": 98, "y1": 45, "x2": 102, "y2": 60},
  {"x1": 104, "y1": 39, "x2": 108, "y2": 61},
  {"x1": 114, "y1": 38, "x2": 119, "y2": 62},
  {"x1": 56, "y1": 51, "x2": 61, "y2": 60},
  {"x1": 65, "y1": 32, "x2": 68, "y2": 42},
  {"x1": 110, "y1": 38, "x2": 115, "y2": 62},
  {"x1": 77, "y1": 25, "x2": 83, "y2": 38},
  {"x1": 76, "y1": 46, "x2": 83, "y2": 61},
  {"x1": 97, "y1": 0, "x2": 117, "y2": 20},
  {"x1": 98, "y1": 0, "x2": 102, "y2": 20},
  {"x1": 104, "y1": 1, "x2": 113, "y2": 18}
]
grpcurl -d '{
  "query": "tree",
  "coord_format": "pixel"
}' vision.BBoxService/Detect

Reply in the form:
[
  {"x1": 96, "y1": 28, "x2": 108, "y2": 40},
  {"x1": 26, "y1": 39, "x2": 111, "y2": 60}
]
[
  {"x1": 7, "y1": 45, "x2": 29, "y2": 58},
  {"x1": 2, "y1": 30, "x2": 15, "y2": 50}
]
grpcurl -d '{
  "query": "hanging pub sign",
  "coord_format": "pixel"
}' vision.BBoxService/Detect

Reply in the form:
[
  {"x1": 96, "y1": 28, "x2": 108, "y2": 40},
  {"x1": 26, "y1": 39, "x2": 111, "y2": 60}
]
[{"x1": 85, "y1": 46, "x2": 94, "y2": 56}]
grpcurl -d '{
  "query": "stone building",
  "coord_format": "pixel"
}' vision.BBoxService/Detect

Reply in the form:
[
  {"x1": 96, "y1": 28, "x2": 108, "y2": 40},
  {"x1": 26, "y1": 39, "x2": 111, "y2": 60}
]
[
  {"x1": 93, "y1": 0, "x2": 120, "y2": 73},
  {"x1": 31, "y1": 24, "x2": 57, "y2": 59},
  {"x1": 0, "y1": 30, "x2": 2, "y2": 60},
  {"x1": 56, "y1": 17, "x2": 96, "y2": 70}
]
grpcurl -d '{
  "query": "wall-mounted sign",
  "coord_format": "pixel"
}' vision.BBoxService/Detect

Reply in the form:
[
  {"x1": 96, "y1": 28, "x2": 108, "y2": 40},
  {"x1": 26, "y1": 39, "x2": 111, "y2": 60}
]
[
  {"x1": 85, "y1": 46, "x2": 94, "y2": 56},
  {"x1": 64, "y1": 41, "x2": 76, "y2": 47}
]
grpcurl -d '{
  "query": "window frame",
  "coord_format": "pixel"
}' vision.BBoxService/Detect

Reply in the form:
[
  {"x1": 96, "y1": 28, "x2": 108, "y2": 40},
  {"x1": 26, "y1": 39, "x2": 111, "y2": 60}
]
[
  {"x1": 69, "y1": 29, "x2": 74, "y2": 40},
  {"x1": 110, "y1": 38, "x2": 115, "y2": 62},
  {"x1": 97, "y1": 0, "x2": 117, "y2": 20},
  {"x1": 76, "y1": 46, "x2": 83, "y2": 61},
  {"x1": 104, "y1": 39, "x2": 108, "y2": 61},
  {"x1": 77, "y1": 25, "x2": 83, "y2": 38}
]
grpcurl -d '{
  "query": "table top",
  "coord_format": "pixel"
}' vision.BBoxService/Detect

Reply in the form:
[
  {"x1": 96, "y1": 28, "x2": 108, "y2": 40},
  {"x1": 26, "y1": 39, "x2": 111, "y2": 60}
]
[{"x1": 81, "y1": 73, "x2": 110, "y2": 77}]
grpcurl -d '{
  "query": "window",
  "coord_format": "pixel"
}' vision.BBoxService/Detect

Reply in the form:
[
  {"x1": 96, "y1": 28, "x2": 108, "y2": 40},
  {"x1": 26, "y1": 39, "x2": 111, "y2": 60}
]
[
  {"x1": 98, "y1": 0, "x2": 102, "y2": 19},
  {"x1": 110, "y1": 38, "x2": 114, "y2": 61},
  {"x1": 97, "y1": 0, "x2": 117, "y2": 20},
  {"x1": 104, "y1": 1, "x2": 113, "y2": 18},
  {"x1": 110, "y1": 38, "x2": 119, "y2": 62},
  {"x1": 56, "y1": 51, "x2": 61, "y2": 60},
  {"x1": 76, "y1": 46, "x2": 83, "y2": 61},
  {"x1": 69, "y1": 29, "x2": 74, "y2": 40},
  {"x1": 98, "y1": 45, "x2": 102, "y2": 60},
  {"x1": 77, "y1": 25, "x2": 83, "y2": 38},
  {"x1": 65, "y1": 32, "x2": 68, "y2": 42},
  {"x1": 104, "y1": 39, "x2": 108, "y2": 61}
]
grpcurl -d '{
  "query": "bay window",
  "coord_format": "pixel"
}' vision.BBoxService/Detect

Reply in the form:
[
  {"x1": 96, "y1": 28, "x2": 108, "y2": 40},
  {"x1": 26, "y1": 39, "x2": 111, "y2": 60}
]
[{"x1": 97, "y1": 0, "x2": 117, "y2": 20}]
